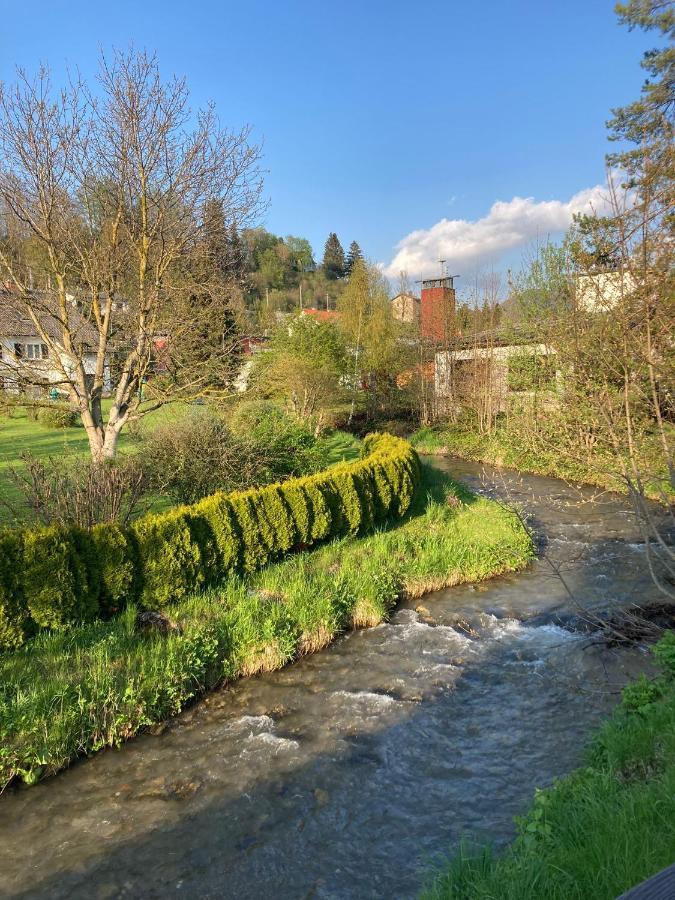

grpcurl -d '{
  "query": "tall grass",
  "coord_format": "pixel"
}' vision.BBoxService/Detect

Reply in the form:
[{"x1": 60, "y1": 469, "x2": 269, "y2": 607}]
[
  {"x1": 410, "y1": 424, "x2": 674, "y2": 502},
  {"x1": 423, "y1": 632, "x2": 675, "y2": 900},
  {"x1": 0, "y1": 463, "x2": 532, "y2": 788}
]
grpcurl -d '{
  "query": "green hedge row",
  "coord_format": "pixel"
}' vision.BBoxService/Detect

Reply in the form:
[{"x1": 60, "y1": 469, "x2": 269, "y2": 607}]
[{"x1": 0, "y1": 433, "x2": 420, "y2": 650}]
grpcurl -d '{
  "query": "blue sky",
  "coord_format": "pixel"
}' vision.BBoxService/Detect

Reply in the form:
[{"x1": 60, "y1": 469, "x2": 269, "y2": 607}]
[{"x1": 0, "y1": 0, "x2": 652, "y2": 292}]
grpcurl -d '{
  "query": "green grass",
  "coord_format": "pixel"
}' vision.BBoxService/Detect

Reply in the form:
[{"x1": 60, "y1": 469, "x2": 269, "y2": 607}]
[
  {"x1": 0, "y1": 462, "x2": 533, "y2": 788},
  {"x1": 0, "y1": 402, "x2": 182, "y2": 519},
  {"x1": 318, "y1": 428, "x2": 361, "y2": 465},
  {"x1": 410, "y1": 424, "x2": 673, "y2": 502},
  {"x1": 0, "y1": 403, "x2": 360, "y2": 523},
  {"x1": 423, "y1": 632, "x2": 675, "y2": 900}
]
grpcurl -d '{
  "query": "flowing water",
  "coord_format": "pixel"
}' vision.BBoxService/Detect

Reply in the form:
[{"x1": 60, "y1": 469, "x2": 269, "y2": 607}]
[{"x1": 0, "y1": 459, "x2": 666, "y2": 899}]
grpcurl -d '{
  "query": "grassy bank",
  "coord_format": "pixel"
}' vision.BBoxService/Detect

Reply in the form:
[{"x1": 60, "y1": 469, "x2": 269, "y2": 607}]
[
  {"x1": 424, "y1": 631, "x2": 675, "y2": 900},
  {"x1": 0, "y1": 463, "x2": 532, "y2": 788},
  {"x1": 410, "y1": 425, "x2": 673, "y2": 501}
]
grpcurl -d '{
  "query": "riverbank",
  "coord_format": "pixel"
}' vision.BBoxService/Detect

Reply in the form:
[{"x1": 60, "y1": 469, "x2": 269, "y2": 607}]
[
  {"x1": 424, "y1": 630, "x2": 675, "y2": 900},
  {"x1": 0, "y1": 462, "x2": 533, "y2": 789},
  {"x1": 410, "y1": 425, "x2": 673, "y2": 502}
]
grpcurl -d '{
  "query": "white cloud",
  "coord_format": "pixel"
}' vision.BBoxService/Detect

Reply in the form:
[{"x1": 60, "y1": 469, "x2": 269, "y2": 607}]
[{"x1": 382, "y1": 183, "x2": 612, "y2": 280}]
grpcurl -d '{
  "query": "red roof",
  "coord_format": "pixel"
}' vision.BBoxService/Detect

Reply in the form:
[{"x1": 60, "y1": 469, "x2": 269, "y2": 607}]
[{"x1": 300, "y1": 307, "x2": 340, "y2": 322}]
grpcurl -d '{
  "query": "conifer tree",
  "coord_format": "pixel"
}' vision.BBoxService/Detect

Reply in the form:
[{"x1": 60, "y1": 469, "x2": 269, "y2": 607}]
[
  {"x1": 322, "y1": 232, "x2": 345, "y2": 279},
  {"x1": 345, "y1": 240, "x2": 364, "y2": 276},
  {"x1": 607, "y1": 1, "x2": 674, "y2": 194}
]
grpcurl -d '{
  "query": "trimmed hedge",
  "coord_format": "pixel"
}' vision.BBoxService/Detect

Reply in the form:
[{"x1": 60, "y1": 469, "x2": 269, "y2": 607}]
[{"x1": 0, "y1": 433, "x2": 420, "y2": 650}]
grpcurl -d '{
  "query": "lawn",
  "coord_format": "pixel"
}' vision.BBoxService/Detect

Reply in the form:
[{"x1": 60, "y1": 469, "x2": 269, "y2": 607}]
[
  {"x1": 0, "y1": 402, "x2": 173, "y2": 516},
  {"x1": 0, "y1": 403, "x2": 361, "y2": 523}
]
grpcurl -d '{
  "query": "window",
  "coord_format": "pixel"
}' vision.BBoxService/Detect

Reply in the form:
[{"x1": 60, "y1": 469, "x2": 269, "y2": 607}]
[{"x1": 25, "y1": 343, "x2": 48, "y2": 360}]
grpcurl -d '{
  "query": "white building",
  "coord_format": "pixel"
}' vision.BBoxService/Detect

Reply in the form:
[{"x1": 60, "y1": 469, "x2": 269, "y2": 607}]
[
  {"x1": 0, "y1": 291, "x2": 111, "y2": 396},
  {"x1": 575, "y1": 268, "x2": 637, "y2": 312}
]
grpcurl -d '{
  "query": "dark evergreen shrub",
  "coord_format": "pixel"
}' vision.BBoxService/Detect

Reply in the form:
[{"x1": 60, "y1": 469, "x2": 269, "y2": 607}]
[{"x1": 0, "y1": 528, "x2": 27, "y2": 649}]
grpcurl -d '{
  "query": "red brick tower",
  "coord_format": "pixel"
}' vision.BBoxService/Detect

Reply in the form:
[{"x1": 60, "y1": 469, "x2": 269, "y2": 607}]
[{"x1": 419, "y1": 274, "x2": 456, "y2": 343}]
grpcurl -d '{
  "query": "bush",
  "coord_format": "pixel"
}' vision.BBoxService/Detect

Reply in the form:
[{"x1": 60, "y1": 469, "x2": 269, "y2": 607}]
[
  {"x1": 91, "y1": 523, "x2": 138, "y2": 616},
  {"x1": 227, "y1": 400, "x2": 329, "y2": 478},
  {"x1": 140, "y1": 405, "x2": 328, "y2": 505},
  {"x1": 22, "y1": 525, "x2": 98, "y2": 629},
  {"x1": 2, "y1": 453, "x2": 148, "y2": 528},
  {"x1": 132, "y1": 509, "x2": 208, "y2": 609},
  {"x1": 0, "y1": 529, "x2": 27, "y2": 648},
  {"x1": 0, "y1": 433, "x2": 421, "y2": 649},
  {"x1": 36, "y1": 403, "x2": 79, "y2": 429}
]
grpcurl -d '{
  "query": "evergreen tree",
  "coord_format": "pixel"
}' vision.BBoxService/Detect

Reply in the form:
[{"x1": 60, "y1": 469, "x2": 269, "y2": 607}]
[
  {"x1": 225, "y1": 223, "x2": 248, "y2": 285},
  {"x1": 607, "y1": 1, "x2": 674, "y2": 194},
  {"x1": 322, "y1": 232, "x2": 345, "y2": 279},
  {"x1": 345, "y1": 240, "x2": 364, "y2": 276}
]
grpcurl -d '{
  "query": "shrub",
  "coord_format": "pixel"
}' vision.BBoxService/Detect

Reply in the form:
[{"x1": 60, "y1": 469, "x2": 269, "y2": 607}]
[
  {"x1": 0, "y1": 433, "x2": 421, "y2": 645},
  {"x1": 36, "y1": 403, "x2": 79, "y2": 429},
  {"x1": 132, "y1": 509, "x2": 207, "y2": 609},
  {"x1": 22, "y1": 525, "x2": 98, "y2": 628},
  {"x1": 91, "y1": 523, "x2": 138, "y2": 616},
  {"x1": 140, "y1": 410, "x2": 245, "y2": 504},
  {"x1": 140, "y1": 404, "x2": 327, "y2": 505},
  {"x1": 0, "y1": 529, "x2": 27, "y2": 649},
  {"x1": 2, "y1": 453, "x2": 148, "y2": 528},
  {"x1": 227, "y1": 400, "x2": 328, "y2": 478},
  {"x1": 192, "y1": 492, "x2": 241, "y2": 576}
]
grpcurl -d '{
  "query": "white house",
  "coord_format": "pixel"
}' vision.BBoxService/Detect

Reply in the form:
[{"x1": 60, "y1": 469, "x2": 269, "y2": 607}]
[
  {"x1": 0, "y1": 290, "x2": 111, "y2": 396},
  {"x1": 575, "y1": 268, "x2": 637, "y2": 312}
]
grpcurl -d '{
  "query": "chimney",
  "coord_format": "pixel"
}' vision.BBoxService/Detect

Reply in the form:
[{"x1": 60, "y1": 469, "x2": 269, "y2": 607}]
[{"x1": 419, "y1": 274, "x2": 456, "y2": 342}]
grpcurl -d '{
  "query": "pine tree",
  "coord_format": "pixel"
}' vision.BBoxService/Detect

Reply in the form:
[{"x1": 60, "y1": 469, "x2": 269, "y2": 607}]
[
  {"x1": 607, "y1": 1, "x2": 674, "y2": 193},
  {"x1": 224, "y1": 223, "x2": 248, "y2": 285},
  {"x1": 322, "y1": 232, "x2": 345, "y2": 280},
  {"x1": 345, "y1": 240, "x2": 364, "y2": 277}
]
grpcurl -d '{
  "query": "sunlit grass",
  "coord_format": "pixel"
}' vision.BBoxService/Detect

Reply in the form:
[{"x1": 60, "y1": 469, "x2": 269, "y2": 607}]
[{"x1": 410, "y1": 424, "x2": 674, "y2": 502}]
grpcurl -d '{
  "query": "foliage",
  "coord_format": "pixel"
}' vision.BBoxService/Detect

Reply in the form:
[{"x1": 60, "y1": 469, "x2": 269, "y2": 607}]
[
  {"x1": 35, "y1": 404, "x2": 79, "y2": 429},
  {"x1": 140, "y1": 404, "x2": 336, "y2": 504},
  {"x1": 322, "y1": 231, "x2": 346, "y2": 279},
  {"x1": 227, "y1": 401, "x2": 330, "y2": 478},
  {"x1": 250, "y1": 315, "x2": 350, "y2": 420},
  {"x1": 0, "y1": 461, "x2": 533, "y2": 787},
  {"x1": 337, "y1": 259, "x2": 413, "y2": 420},
  {"x1": 506, "y1": 352, "x2": 557, "y2": 392},
  {"x1": 140, "y1": 409, "x2": 249, "y2": 505},
  {"x1": 22, "y1": 525, "x2": 98, "y2": 629},
  {"x1": 607, "y1": 0, "x2": 674, "y2": 192},
  {"x1": 0, "y1": 529, "x2": 26, "y2": 649},
  {"x1": 0, "y1": 433, "x2": 420, "y2": 649},
  {"x1": 423, "y1": 630, "x2": 675, "y2": 900},
  {"x1": 345, "y1": 240, "x2": 364, "y2": 276},
  {"x1": 511, "y1": 241, "x2": 574, "y2": 323},
  {"x1": 410, "y1": 423, "x2": 673, "y2": 502}
]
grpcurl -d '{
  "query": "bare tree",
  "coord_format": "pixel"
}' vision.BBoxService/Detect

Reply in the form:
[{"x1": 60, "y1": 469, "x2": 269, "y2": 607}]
[{"x1": 0, "y1": 49, "x2": 263, "y2": 460}]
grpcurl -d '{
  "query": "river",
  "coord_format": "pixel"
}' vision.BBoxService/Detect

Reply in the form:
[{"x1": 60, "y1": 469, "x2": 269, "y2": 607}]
[{"x1": 0, "y1": 458, "x2": 664, "y2": 899}]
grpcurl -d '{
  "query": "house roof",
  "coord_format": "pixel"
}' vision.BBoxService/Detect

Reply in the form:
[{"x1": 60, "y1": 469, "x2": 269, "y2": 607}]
[
  {"x1": 0, "y1": 290, "x2": 100, "y2": 349},
  {"x1": 300, "y1": 307, "x2": 340, "y2": 321}
]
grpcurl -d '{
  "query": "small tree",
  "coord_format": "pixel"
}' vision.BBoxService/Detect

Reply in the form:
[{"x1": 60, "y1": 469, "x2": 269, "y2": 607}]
[
  {"x1": 0, "y1": 49, "x2": 263, "y2": 461},
  {"x1": 250, "y1": 314, "x2": 349, "y2": 424},
  {"x1": 322, "y1": 232, "x2": 345, "y2": 280},
  {"x1": 338, "y1": 259, "x2": 411, "y2": 421}
]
